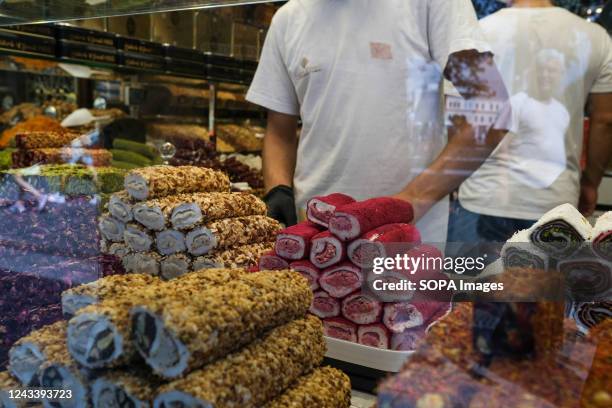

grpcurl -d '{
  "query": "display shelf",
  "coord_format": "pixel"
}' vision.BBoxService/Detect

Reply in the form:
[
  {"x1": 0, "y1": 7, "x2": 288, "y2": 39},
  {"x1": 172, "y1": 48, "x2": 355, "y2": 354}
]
[{"x1": 0, "y1": 0, "x2": 284, "y2": 27}]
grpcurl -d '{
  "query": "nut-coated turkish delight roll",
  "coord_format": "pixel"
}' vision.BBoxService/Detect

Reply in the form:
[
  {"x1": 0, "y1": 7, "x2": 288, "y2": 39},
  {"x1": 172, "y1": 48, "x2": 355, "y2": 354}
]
[
  {"x1": 37, "y1": 343, "x2": 90, "y2": 408},
  {"x1": 8, "y1": 321, "x2": 67, "y2": 386},
  {"x1": 502, "y1": 229, "x2": 550, "y2": 271},
  {"x1": 124, "y1": 166, "x2": 230, "y2": 201},
  {"x1": 528, "y1": 203, "x2": 592, "y2": 258},
  {"x1": 592, "y1": 211, "x2": 612, "y2": 261},
  {"x1": 153, "y1": 315, "x2": 325, "y2": 408},
  {"x1": 319, "y1": 261, "x2": 364, "y2": 298},
  {"x1": 192, "y1": 242, "x2": 273, "y2": 270},
  {"x1": 310, "y1": 231, "x2": 346, "y2": 269},
  {"x1": 61, "y1": 274, "x2": 159, "y2": 317},
  {"x1": 124, "y1": 252, "x2": 162, "y2": 276},
  {"x1": 348, "y1": 223, "x2": 421, "y2": 268},
  {"x1": 259, "y1": 251, "x2": 289, "y2": 270},
  {"x1": 186, "y1": 215, "x2": 280, "y2": 256},
  {"x1": 558, "y1": 257, "x2": 612, "y2": 301},
  {"x1": 572, "y1": 301, "x2": 612, "y2": 332},
  {"x1": 306, "y1": 193, "x2": 356, "y2": 228},
  {"x1": 342, "y1": 292, "x2": 382, "y2": 325},
  {"x1": 0, "y1": 370, "x2": 22, "y2": 408},
  {"x1": 14, "y1": 131, "x2": 79, "y2": 149},
  {"x1": 98, "y1": 215, "x2": 125, "y2": 242},
  {"x1": 133, "y1": 197, "x2": 178, "y2": 231},
  {"x1": 155, "y1": 229, "x2": 186, "y2": 255},
  {"x1": 329, "y1": 197, "x2": 414, "y2": 241},
  {"x1": 323, "y1": 317, "x2": 357, "y2": 342},
  {"x1": 108, "y1": 191, "x2": 134, "y2": 223},
  {"x1": 290, "y1": 260, "x2": 320, "y2": 291},
  {"x1": 106, "y1": 242, "x2": 131, "y2": 259},
  {"x1": 131, "y1": 270, "x2": 312, "y2": 378},
  {"x1": 170, "y1": 192, "x2": 267, "y2": 230},
  {"x1": 160, "y1": 254, "x2": 192, "y2": 280},
  {"x1": 309, "y1": 291, "x2": 340, "y2": 319},
  {"x1": 12, "y1": 148, "x2": 112, "y2": 167},
  {"x1": 275, "y1": 221, "x2": 320, "y2": 260},
  {"x1": 264, "y1": 366, "x2": 352, "y2": 408},
  {"x1": 358, "y1": 324, "x2": 391, "y2": 349},
  {"x1": 124, "y1": 223, "x2": 154, "y2": 252},
  {"x1": 91, "y1": 369, "x2": 161, "y2": 408}
]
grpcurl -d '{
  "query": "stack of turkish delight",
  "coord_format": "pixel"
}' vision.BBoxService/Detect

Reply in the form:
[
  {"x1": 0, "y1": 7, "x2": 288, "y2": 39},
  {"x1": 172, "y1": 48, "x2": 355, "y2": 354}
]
[
  {"x1": 11, "y1": 131, "x2": 112, "y2": 168},
  {"x1": 99, "y1": 165, "x2": 279, "y2": 280},
  {"x1": 4, "y1": 268, "x2": 352, "y2": 408},
  {"x1": 260, "y1": 193, "x2": 450, "y2": 351}
]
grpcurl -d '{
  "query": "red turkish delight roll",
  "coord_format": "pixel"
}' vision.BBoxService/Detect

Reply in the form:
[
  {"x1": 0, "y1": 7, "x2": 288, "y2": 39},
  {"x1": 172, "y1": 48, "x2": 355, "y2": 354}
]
[
  {"x1": 309, "y1": 291, "x2": 340, "y2": 319},
  {"x1": 329, "y1": 197, "x2": 414, "y2": 241},
  {"x1": 319, "y1": 262, "x2": 364, "y2": 298},
  {"x1": 357, "y1": 323, "x2": 390, "y2": 349},
  {"x1": 275, "y1": 221, "x2": 321, "y2": 260},
  {"x1": 383, "y1": 302, "x2": 447, "y2": 333},
  {"x1": 390, "y1": 327, "x2": 426, "y2": 351},
  {"x1": 290, "y1": 260, "x2": 320, "y2": 291},
  {"x1": 341, "y1": 292, "x2": 382, "y2": 325},
  {"x1": 310, "y1": 231, "x2": 346, "y2": 269},
  {"x1": 348, "y1": 223, "x2": 421, "y2": 268},
  {"x1": 323, "y1": 317, "x2": 357, "y2": 342},
  {"x1": 258, "y1": 251, "x2": 289, "y2": 271},
  {"x1": 306, "y1": 193, "x2": 355, "y2": 228}
]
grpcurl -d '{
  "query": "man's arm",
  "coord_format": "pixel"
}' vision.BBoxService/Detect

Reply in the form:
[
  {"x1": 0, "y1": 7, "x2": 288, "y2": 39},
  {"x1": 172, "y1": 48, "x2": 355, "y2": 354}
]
[
  {"x1": 580, "y1": 93, "x2": 612, "y2": 216},
  {"x1": 394, "y1": 50, "x2": 509, "y2": 220},
  {"x1": 262, "y1": 110, "x2": 299, "y2": 226}
]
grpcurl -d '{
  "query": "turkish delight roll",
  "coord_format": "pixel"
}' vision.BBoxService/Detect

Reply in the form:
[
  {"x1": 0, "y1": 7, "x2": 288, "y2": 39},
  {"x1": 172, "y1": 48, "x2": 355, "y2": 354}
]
[
  {"x1": 8, "y1": 321, "x2": 67, "y2": 386},
  {"x1": 170, "y1": 192, "x2": 266, "y2": 230},
  {"x1": 502, "y1": 229, "x2": 550, "y2": 271},
  {"x1": 309, "y1": 291, "x2": 340, "y2": 319},
  {"x1": 106, "y1": 243, "x2": 131, "y2": 259},
  {"x1": 123, "y1": 223, "x2": 154, "y2": 253},
  {"x1": 153, "y1": 315, "x2": 325, "y2": 408},
  {"x1": 14, "y1": 131, "x2": 79, "y2": 149},
  {"x1": 306, "y1": 193, "x2": 356, "y2": 228},
  {"x1": 192, "y1": 242, "x2": 273, "y2": 270},
  {"x1": 124, "y1": 252, "x2": 162, "y2": 276},
  {"x1": 310, "y1": 231, "x2": 346, "y2": 269},
  {"x1": 0, "y1": 370, "x2": 22, "y2": 408},
  {"x1": 348, "y1": 223, "x2": 421, "y2": 268},
  {"x1": 12, "y1": 148, "x2": 112, "y2": 168},
  {"x1": 108, "y1": 191, "x2": 133, "y2": 223},
  {"x1": 186, "y1": 215, "x2": 280, "y2": 256},
  {"x1": 558, "y1": 257, "x2": 612, "y2": 301},
  {"x1": 572, "y1": 301, "x2": 612, "y2": 332},
  {"x1": 160, "y1": 254, "x2": 192, "y2": 280},
  {"x1": 124, "y1": 165, "x2": 230, "y2": 201},
  {"x1": 133, "y1": 197, "x2": 178, "y2": 231},
  {"x1": 323, "y1": 317, "x2": 357, "y2": 342},
  {"x1": 290, "y1": 260, "x2": 320, "y2": 291},
  {"x1": 592, "y1": 211, "x2": 612, "y2": 261},
  {"x1": 528, "y1": 203, "x2": 591, "y2": 258},
  {"x1": 259, "y1": 251, "x2": 290, "y2": 270},
  {"x1": 98, "y1": 215, "x2": 125, "y2": 242},
  {"x1": 37, "y1": 342, "x2": 90, "y2": 408},
  {"x1": 275, "y1": 222, "x2": 321, "y2": 261},
  {"x1": 61, "y1": 274, "x2": 158, "y2": 317},
  {"x1": 264, "y1": 366, "x2": 351, "y2": 408},
  {"x1": 91, "y1": 369, "x2": 160, "y2": 408},
  {"x1": 383, "y1": 302, "x2": 447, "y2": 333},
  {"x1": 329, "y1": 197, "x2": 414, "y2": 241},
  {"x1": 342, "y1": 292, "x2": 383, "y2": 325},
  {"x1": 131, "y1": 271, "x2": 312, "y2": 378},
  {"x1": 155, "y1": 229, "x2": 186, "y2": 255},
  {"x1": 358, "y1": 324, "x2": 390, "y2": 349},
  {"x1": 319, "y1": 261, "x2": 364, "y2": 298}
]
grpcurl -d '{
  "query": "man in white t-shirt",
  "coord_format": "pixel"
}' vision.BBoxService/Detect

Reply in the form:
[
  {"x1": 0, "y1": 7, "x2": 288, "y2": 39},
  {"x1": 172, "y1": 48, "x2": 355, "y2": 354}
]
[
  {"x1": 247, "y1": 0, "x2": 508, "y2": 242},
  {"x1": 446, "y1": 0, "x2": 612, "y2": 243}
]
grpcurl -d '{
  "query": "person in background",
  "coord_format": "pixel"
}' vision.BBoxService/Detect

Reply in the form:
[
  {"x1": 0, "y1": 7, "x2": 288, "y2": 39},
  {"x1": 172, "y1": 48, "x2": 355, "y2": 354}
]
[
  {"x1": 247, "y1": 0, "x2": 509, "y2": 242},
  {"x1": 446, "y1": 0, "x2": 612, "y2": 243}
]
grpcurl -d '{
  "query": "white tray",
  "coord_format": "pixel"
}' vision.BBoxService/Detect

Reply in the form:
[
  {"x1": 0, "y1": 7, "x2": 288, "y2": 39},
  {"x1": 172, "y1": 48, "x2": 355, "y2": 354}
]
[{"x1": 325, "y1": 336, "x2": 414, "y2": 372}]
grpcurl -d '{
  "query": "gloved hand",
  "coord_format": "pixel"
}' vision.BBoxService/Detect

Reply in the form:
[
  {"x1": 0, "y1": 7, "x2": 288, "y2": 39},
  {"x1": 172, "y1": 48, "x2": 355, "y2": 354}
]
[{"x1": 264, "y1": 185, "x2": 297, "y2": 227}]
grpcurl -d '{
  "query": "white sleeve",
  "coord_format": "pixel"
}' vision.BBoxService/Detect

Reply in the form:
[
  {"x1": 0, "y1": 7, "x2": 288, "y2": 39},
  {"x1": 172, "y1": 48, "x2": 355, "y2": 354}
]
[
  {"x1": 427, "y1": 0, "x2": 491, "y2": 70},
  {"x1": 246, "y1": 12, "x2": 300, "y2": 115},
  {"x1": 591, "y1": 28, "x2": 612, "y2": 94}
]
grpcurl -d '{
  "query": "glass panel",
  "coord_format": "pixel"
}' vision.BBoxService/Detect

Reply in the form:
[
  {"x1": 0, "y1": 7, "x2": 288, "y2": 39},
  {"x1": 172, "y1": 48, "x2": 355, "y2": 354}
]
[{"x1": 0, "y1": 0, "x2": 283, "y2": 26}]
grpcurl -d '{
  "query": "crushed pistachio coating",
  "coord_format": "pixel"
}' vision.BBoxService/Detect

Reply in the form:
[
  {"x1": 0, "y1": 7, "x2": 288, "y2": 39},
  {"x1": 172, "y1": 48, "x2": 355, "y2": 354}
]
[
  {"x1": 155, "y1": 315, "x2": 325, "y2": 408},
  {"x1": 193, "y1": 242, "x2": 274, "y2": 270},
  {"x1": 208, "y1": 215, "x2": 281, "y2": 249}
]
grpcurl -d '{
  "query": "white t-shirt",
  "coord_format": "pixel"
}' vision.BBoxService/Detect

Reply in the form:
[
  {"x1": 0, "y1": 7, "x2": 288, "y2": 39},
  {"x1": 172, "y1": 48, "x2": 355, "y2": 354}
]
[
  {"x1": 246, "y1": 0, "x2": 489, "y2": 242},
  {"x1": 455, "y1": 7, "x2": 612, "y2": 220}
]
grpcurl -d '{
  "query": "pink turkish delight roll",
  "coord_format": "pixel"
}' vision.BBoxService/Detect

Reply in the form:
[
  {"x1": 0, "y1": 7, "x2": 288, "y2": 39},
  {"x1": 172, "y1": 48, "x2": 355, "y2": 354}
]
[
  {"x1": 319, "y1": 262, "x2": 364, "y2": 298},
  {"x1": 348, "y1": 223, "x2": 421, "y2": 268},
  {"x1": 323, "y1": 317, "x2": 357, "y2": 342},
  {"x1": 357, "y1": 323, "x2": 390, "y2": 349},
  {"x1": 341, "y1": 292, "x2": 383, "y2": 325},
  {"x1": 290, "y1": 260, "x2": 320, "y2": 291},
  {"x1": 306, "y1": 193, "x2": 355, "y2": 228},
  {"x1": 310, "y1": 231, "x2": 346, "y2": 269},
  {"x1": 275, "y1": 221, "x2": 321, "y2": 260},
  {"x1": 258, "y1": 251, "x2": 289, "y2": 271},
  {"x1": 309, "y1": 291, "x2": 340, "y2": 319}
]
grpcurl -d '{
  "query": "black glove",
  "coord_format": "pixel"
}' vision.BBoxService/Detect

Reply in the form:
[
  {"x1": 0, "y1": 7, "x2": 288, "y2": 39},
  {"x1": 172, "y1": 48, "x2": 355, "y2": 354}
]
[{"x1": 264, "y1": 185, "x2": 297, "y2": 227}]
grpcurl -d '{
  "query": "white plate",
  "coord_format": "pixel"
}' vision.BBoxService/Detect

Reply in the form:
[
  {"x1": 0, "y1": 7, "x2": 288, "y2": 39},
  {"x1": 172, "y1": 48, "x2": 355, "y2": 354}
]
[{"x1": 325, "y1": 336, "x2": 414, "y2": 372}]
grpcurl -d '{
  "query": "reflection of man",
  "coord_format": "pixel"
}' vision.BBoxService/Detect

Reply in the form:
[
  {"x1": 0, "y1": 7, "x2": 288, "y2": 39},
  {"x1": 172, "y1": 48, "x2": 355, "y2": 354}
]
[
  {"x1": 447, "y1": 0, "x2": 612, "y2": 243},
  {"x1": 247, "y1": 0, "x2": 508, "y2": 242}
]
